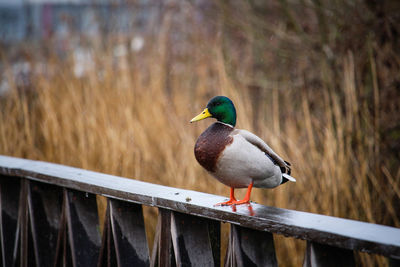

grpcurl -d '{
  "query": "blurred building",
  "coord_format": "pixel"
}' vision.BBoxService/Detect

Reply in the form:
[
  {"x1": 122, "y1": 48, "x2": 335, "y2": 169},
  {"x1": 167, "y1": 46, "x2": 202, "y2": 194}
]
[
  {"x1": 0, "y1": 0, "x2": 212, "y2": 93},
  {"x1": 0, "y1": 0, "x2": 152, "y2": 44},
  {"x1": 0, "y1": 0, "x2": 159, "y2": 94}
]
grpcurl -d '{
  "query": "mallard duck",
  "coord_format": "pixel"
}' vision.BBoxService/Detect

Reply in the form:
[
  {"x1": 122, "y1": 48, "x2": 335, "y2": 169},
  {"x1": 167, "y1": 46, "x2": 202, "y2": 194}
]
[{"x1": 191, "y1": 96, "x2": 296, "y2": 206}]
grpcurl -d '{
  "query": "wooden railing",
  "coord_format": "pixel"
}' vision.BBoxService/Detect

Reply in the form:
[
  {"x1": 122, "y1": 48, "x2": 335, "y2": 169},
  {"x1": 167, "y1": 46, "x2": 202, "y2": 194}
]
[{"x1": 0, "y1": 155, "x2": 399, "y2": 267}]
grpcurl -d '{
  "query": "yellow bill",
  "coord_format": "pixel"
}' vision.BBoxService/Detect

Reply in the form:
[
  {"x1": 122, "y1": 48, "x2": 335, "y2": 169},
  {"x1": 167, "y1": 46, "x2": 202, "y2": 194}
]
[{"x1": 190, "y1": 108, "x2": 212, "y2": 123}]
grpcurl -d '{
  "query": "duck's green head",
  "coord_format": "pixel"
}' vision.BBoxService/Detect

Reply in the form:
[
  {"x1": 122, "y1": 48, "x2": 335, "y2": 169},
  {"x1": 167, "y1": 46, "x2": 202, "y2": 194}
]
[{"x1": 190, "y1": 96, "x2": 237, "y2": 127}]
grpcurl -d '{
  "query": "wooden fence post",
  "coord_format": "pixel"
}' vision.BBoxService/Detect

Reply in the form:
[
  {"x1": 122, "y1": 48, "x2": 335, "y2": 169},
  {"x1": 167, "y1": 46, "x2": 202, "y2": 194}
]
[
  {"x1": 65, "y1": 189, "x2": 101, "y2": 267},
  {"x1": 171, "y1": 211, "x2": 220, "y2": 267},
  {"x1": 0, "y1": 176, "x2": 21, "y2": 267},
  {"x1": 28, "y1": 180, "x2": 63, "y2": 267},
  {"x1": 224, "y1": 224, "x2": 277, "y2": 267},
  {"x1": 109, "y1": 199, "x2": 150, "y2": 266}
]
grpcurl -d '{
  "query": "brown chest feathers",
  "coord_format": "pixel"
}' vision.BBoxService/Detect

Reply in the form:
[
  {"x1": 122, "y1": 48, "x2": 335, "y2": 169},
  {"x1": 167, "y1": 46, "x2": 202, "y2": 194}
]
[{"x1": 194, "y1": 122, "x2": 234, "y2": 172}]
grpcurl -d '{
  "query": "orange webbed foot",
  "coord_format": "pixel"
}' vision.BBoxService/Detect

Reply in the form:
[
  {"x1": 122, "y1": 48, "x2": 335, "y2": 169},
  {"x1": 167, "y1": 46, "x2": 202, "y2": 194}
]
[
  {"x1": 214, "y1": 187, "x2": 237, "y2": 206},
  {"x1": 214, "y1": 197, "x2": 251, "y2": 206},
  {"x1": 214, "y1": 200, "x2": 251, "y2": 206},
  {"x1": 229, "y1": 199, "x2": 251, "y2": 205},
  {"x1": 214, "y1": 182, "x2": 254, "y2": 207},
  {"x1": 214, "y1": 198, "x2": 237, "y2": 206}
]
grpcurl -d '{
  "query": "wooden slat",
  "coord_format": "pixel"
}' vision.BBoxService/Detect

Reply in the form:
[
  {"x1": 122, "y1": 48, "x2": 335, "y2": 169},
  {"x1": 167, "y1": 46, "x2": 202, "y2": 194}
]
[
  {"x1": 109, "y1": 199, "x2": 150, "y2": 266},
  {"x1": 150, "y1": 212, "x2": 161, "y2": 267},
  {"x1": 224, "y1": 224, "x2": 277, "y2": 267},
  {"x1": 53, "y1": 192, "x2": 72, "y2": 267},
  {"x1": 28, "y1": 180, "x2": 63, "y2": 267},
  {"x1": 0, "y1": 176, "x2": 21, "y2": 267},
  {"x1": 20, "y1": 180, "x2": 37, "y2": 267},
  {"x1": 97, "y1": 201, "x2": 117, "y2": 267},
  {"x1": 150, "y1": 208, "x2": 176, "y2": 267},
  {"x1": 208, "y1": 220, "x2": 221, "y2": 267},
  {"x1": 19, "y1": 179, "x2": 28, "y2": 267},
  {"x1": 171, "y1": 211, "x2": 218, "y2": 266},
  {"x1": 65, "y1": 189, "x2": 101, "y2": 267},
  {"x1": 20, "y1": 179, "x2": 35, "y2": 267},
  {"x1": 158, "y1": 209, "x2": 175, "y2": 267},
  {"x1": 54, "y1": 193, "x2": 68, "y2": 267},
  {"x1": 10, "y1": 179, "x2": 37, "y2": 267},
  {"x1": 303, "y1": 241, "x2": 355, "y2": 267},
  {"x1": 0, "y1": 156, "x2": 400, "y2": 259}
]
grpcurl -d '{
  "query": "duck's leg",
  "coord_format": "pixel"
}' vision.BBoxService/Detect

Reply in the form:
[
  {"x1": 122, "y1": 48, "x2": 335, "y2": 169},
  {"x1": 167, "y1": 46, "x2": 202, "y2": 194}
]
[
  {"x1": 230, "y1": 182, "x2": 253, "y2": 205},
  {"x1": 214, "y1": 187, "x2": 237, "y2": 206},
  {"x1": 214, "y1": 182, "x2": 254, "y2": 206}
]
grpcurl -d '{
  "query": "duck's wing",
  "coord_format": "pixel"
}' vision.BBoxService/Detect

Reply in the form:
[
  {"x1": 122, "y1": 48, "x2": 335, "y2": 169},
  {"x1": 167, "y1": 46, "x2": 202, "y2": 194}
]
[{"x1": 233, "y1": 129, "x2": 291, "y2": 174}]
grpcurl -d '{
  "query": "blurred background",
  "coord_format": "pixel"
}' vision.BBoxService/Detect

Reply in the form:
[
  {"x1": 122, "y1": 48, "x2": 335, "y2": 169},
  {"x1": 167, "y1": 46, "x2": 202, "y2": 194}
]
[{"x1": 0, "y1": 0, "x2": 399, "y2": 265}]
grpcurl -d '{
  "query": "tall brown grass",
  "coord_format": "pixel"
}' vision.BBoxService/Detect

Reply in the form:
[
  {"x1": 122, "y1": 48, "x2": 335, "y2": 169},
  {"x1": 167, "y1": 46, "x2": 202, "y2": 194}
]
[{"x1": 1, "y1": 1, "x2": 399, "y2": 266}]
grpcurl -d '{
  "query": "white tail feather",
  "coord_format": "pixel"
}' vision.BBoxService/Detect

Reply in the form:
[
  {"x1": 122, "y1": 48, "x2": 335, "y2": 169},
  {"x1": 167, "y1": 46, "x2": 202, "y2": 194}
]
[{"x1": 283, "y1": 173, "x2": 296, "y2": 182}]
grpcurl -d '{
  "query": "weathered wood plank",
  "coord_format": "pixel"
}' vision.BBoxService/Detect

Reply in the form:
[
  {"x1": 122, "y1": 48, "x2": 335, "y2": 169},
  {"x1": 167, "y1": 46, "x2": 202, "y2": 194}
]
[
  {"x1": 65, "y1": 189, "x2": 101, "y2": 267},
  {"x1": 150, "y1": 212, "x2": 161, "y2": 267},
  {"x1": 109, "y1": 199, "x2": 150, "y2": 266},
  {"x1": 0, "y1": 155, "x2": 400, "y2": 259},
  {"x1": 0, "y1": 176, "x2": 21, "y2": 267},
  {"x1": 19, "y1": 180, "x2": 28, "y2": 267},
  {"x1": 171, "y1": 211, "x2": 217, "y2": 267},
  {"x1": 303, "y1": 241, "x2": 355, "y2": 267},
  {"x1": 224, "y1": 224, "x2": 277, "y2": 267},
  {"x1": 158, "y1": 209, "x2": 175, "y2": 267},
  {"x1": 150, "y1": 208, "x2": 176, "y2": 267},
  {"x1": 14, "y1": 179, "x2": 37, "y2": 267},
  {"x1": 28, "y1": 181, "x2": 63, "y2": 267},
  {"x1": 54, "y1": 197, "x2": 74, "y2": 267},
  {"x1": 97, "y1": 201, "x2": 117, "y2": 267},
  {"x1": 53, "y1": 192, "x2": 72, "y2": 267},
  {"x1": 19, "y1": 179, "x2": 30, "y2": 267},
  {"x1": 208, "y1": 220, "x2": 221, "y2": 267}
]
